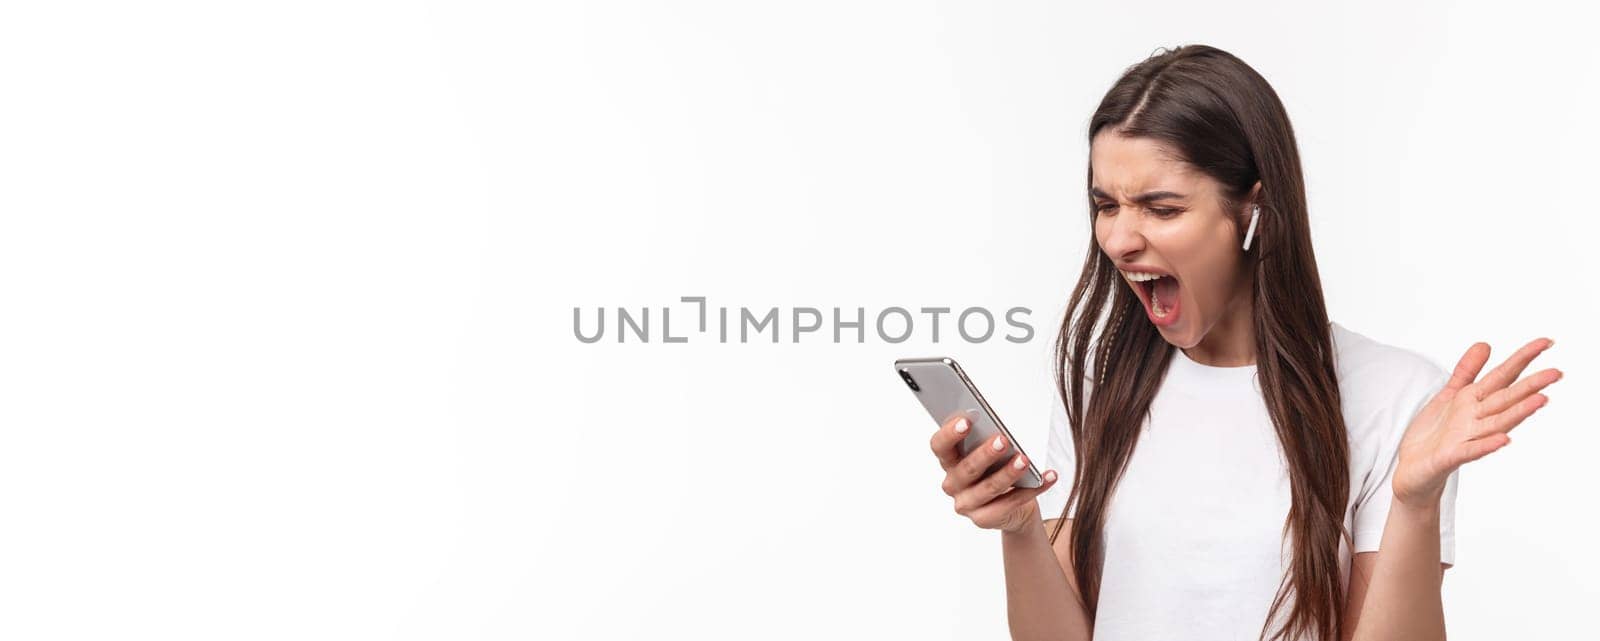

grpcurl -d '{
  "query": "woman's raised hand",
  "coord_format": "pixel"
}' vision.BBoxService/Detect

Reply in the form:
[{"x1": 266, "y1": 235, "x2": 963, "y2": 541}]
[
  {"x1": 1393, "y1": 337, "x2": 1563, "y2": 508},
  {"x1": 928, "y1": 414, "x2": 1060, "y2": 533}
]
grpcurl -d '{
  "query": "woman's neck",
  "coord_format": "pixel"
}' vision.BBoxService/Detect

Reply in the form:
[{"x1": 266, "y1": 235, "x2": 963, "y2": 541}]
[{"x1": 1182, "y1": 282, "x2": 1256, "y2": 367}]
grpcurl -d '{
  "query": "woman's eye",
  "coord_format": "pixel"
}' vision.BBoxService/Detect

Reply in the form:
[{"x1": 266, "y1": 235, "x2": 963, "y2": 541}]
[{"x1": 1096, "y1": 204, "x2": 1180, "y2": 217}]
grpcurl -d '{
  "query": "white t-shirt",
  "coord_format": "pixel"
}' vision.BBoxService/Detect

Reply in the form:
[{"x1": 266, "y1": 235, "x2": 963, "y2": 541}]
[{"x1": 1035, "y1": 321, "x2": 1458, "y2": 640}]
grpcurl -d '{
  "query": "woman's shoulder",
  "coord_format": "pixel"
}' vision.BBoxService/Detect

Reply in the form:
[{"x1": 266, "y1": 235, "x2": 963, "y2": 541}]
[
  {"x1": 1329, "y1": 321, "x2": 1446, "y2": 377},
  {"x1": 1329, "y1": 320, "x2": 1450, "y2": 426}
]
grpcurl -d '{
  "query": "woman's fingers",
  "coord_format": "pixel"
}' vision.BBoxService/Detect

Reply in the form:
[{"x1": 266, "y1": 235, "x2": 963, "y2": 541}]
[
  {"x1": 942, "y1": 432, "x2": 1011, "y2": 496},
  {"x1": 929, "y1": 413, "x2": 971, "y2": 470},
  {"x1": 1477, "y1": 367, "x2": 1563, "y2": 420},
  {"x1": 1450, "y1": 433, "x2": 1512, "y2": 467},
  {"x1": 954, "y1": 453, "x2": 1029, "y2": 512},
  {"x1": 927, "y1": 415, "x2": 1059, "y2": 531},
  {"x1": 1470, "y1": 338, "x2": 1554, "y2": 400},
  {"x1": 1445, "y1": 342, "x2": 1492, "y2": 393},
  {"x1": 964, "y1": 470, "x2": 1060, "y2": 529},
  {"x1": 1485, "y1": 392, "x2": 1550, "y2": 436}
]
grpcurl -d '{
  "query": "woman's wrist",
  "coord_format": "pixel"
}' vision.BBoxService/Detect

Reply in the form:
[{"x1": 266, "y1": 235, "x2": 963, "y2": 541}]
[
  {"x1": 1001, "y1": 508, "x2": 1048, "y2": 539},
  {"x1": 1390, "y1": 488, "x2": 1445, "y2": 519},
  {"x1": 1391, "y1": 473, "x2": 1448, "y2": 512}
]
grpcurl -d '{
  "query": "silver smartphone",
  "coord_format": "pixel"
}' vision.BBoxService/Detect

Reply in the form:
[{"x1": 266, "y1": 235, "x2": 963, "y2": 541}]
[{"x1": 895, "y1": 357, "x2": 1043, "y2": 489}]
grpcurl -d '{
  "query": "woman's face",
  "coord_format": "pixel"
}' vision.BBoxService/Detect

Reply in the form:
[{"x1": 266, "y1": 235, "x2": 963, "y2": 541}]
[{"x1": 1090, "y1": 130, "x2": 1254, "y2": 351}]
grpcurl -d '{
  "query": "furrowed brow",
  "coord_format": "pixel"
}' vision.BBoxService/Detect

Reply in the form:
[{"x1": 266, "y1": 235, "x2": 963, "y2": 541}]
[{"x1": 1089, "y1": 187, "x2": 1189, "y2": 204}]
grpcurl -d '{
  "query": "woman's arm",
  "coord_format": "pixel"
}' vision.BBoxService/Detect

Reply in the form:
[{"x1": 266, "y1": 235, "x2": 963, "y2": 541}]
[
  {"x1": 1002, "y1": 517, "x2": 1092, "y2": 641},
  {"x1": 925, "y1": 416, "x2": 1089, "y2": 640},
  {"x1": 1342, "y1": 503, "x2": 1451, "y2": 641},
  {"x1": 1349, "y1": 337, "x2": 1560, "y2": 641}
]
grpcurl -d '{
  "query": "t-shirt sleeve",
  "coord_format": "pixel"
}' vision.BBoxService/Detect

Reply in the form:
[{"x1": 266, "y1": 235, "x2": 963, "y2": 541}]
[
  {"x1": 1351, "y1": 363, "x2": 1458, "y2": 566},
  {"x1": 1036, "y1": 384, "x2": 1082, "y2": 522}
]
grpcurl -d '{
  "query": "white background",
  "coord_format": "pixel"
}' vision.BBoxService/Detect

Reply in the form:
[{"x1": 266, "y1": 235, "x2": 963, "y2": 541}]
[{"x1": 1, "y1": 1, "x2": 1595, "y2": 639}]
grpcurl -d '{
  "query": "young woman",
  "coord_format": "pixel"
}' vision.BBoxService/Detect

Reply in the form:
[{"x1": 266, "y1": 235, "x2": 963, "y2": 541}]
[{"x1": 925, "y1": 45, "x2": 1562, "y2": 641}]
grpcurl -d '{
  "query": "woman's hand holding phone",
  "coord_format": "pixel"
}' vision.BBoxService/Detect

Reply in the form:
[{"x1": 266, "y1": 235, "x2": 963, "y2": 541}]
[{"x1": 929, "y1": 414, "x2": 1060, "y2": 533}]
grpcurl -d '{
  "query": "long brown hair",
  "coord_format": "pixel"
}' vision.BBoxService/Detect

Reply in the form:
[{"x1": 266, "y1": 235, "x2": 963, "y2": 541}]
[{"x1": 1045, "y1": 45, "x2": 1351, "y2": 641}]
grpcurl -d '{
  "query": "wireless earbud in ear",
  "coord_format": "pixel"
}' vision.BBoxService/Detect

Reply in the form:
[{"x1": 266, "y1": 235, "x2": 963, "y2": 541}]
[{"x1": 1242, "y1": 205, "x2": 1261, "y2": 251}]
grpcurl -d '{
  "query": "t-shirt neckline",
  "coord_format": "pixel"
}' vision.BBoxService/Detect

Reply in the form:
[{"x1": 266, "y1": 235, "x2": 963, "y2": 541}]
[{"x1": 1170, "y1": 345, "x2": 1260, "y2": 388}]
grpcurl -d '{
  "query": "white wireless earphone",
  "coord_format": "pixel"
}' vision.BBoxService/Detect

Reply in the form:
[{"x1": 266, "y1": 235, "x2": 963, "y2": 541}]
[{"x1": 1242, "y1": 204, "x2": 1261, "y2": 251}]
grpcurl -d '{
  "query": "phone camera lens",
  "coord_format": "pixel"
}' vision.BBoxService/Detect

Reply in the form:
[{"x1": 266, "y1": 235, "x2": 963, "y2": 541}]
[{"x1": 899, "y1": 369, "x2": 920, "y2": 391}]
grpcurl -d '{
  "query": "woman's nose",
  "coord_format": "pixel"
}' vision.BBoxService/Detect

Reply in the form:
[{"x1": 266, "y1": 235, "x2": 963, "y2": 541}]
[{"x1": 1099, "y1": 210, "x2": 1146, "y2": 259}]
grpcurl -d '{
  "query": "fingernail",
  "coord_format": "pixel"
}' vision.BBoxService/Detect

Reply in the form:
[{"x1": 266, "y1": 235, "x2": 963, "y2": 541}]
[
  {"x1": 991, "y1": 436, "x2": 1006, "y2": 451},
  {"x1": 954, "y1": 418, "x2": 969, "y2": 434},
  {"x1": 1012, "y1": 455, "x2": 1026, "y2": 470},
  {"x1": 1045, "y1": 470, "x2": 1057, "y2": 482}
]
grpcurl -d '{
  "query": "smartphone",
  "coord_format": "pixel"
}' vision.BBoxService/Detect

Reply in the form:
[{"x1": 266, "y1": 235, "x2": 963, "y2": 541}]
[{"x1": 894, "y1": 357, "x2": 1043, "y2": 489}]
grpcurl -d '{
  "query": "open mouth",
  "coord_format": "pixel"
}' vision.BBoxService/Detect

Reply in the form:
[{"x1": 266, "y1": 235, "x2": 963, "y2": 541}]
[{"x1": 1122, "y1": 270, "x2": 1181, "y2": 324}]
